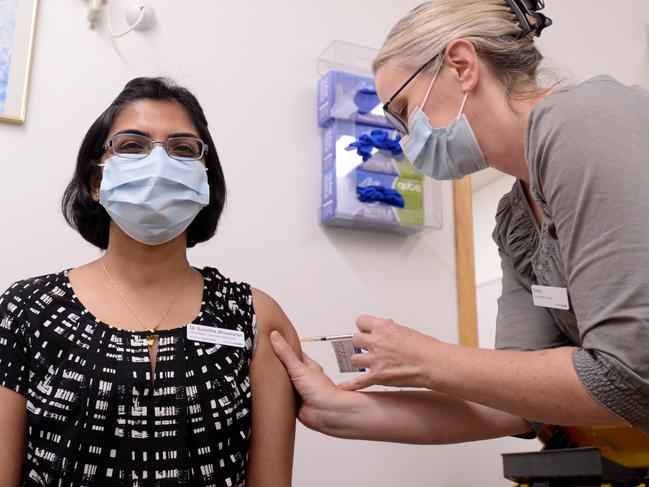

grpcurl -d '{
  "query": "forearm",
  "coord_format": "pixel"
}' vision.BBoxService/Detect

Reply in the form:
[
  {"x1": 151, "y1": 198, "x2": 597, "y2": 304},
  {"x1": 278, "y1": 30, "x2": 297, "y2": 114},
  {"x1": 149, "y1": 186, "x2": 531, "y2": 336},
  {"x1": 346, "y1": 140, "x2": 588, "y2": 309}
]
[
  {"x1": 425, "y1": 344, "x2": 626, "y2": 426},
  {"x1": 315, "y1": 389, "x2": 531, "y2": 444}
]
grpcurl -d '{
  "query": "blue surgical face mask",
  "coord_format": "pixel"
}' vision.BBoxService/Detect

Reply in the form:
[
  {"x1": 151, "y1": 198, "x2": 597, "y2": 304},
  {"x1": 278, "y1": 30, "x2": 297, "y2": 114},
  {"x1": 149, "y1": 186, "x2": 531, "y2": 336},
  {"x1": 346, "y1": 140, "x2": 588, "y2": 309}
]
[
  {"x1": 99, "y1": 147, "x2": 210, "y2": 245},
  {"x1": 400, "y1": 64, "x2": 488, "y2": 180}
]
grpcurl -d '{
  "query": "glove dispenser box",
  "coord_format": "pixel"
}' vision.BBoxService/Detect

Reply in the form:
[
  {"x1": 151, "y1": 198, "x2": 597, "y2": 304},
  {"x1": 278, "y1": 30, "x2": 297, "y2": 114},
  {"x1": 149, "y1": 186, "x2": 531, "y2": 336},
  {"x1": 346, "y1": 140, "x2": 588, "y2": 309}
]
[{"x1": 317, "y1": 41, "x2": 443, "y2": 235}]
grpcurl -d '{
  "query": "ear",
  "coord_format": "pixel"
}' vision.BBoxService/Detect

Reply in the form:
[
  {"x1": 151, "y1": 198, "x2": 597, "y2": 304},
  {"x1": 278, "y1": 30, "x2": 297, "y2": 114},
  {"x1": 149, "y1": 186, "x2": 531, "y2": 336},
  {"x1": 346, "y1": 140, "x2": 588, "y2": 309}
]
[
  {"x1": 90, "y1": 170, "x2": 102, "y2": 203},
  {"x1": 443, "y1": 39, "x2": 480, "y2": 93}
]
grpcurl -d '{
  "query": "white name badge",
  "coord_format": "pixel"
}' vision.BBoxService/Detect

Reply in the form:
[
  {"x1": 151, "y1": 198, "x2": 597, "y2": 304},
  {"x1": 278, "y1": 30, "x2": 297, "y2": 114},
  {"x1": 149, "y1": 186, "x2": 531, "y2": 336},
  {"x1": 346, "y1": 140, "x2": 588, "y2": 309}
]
[
  {"x1": 186, "y1": 323, "x2": 246, "y2": 348},
  {"x1": 531, "y1": 285, "x2": 570, "y2": 310}
]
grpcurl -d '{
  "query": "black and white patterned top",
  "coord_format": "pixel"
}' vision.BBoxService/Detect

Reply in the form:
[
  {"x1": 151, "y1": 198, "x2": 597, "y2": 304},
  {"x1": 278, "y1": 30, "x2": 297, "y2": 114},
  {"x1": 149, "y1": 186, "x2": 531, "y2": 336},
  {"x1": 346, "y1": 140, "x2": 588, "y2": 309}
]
[{"x1": 0, "y1": 267, "x2": 257, "y2": 487}]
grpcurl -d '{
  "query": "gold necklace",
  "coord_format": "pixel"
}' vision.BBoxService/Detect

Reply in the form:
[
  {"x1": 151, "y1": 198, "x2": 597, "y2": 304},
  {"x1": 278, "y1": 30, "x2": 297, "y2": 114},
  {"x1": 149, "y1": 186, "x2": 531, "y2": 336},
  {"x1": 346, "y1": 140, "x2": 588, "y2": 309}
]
[{"x1": 101, "y1": 256, "x2": 192, "y2": 347}]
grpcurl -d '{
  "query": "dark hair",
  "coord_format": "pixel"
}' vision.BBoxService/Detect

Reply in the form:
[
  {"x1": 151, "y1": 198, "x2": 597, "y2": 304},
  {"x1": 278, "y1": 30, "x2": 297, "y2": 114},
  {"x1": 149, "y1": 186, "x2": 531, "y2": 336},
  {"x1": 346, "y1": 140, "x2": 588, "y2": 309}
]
[{"x1": 62, "y1": 77, "x2": 226, "y2": 249}]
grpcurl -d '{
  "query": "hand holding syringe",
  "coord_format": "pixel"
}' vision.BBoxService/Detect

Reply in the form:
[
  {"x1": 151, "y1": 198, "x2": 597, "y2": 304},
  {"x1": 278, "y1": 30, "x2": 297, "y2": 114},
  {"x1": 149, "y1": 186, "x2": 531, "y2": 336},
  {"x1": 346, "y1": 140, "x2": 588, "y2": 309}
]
[{"x1": 301, "y1": 334, "x2": 365, "y2": 372}]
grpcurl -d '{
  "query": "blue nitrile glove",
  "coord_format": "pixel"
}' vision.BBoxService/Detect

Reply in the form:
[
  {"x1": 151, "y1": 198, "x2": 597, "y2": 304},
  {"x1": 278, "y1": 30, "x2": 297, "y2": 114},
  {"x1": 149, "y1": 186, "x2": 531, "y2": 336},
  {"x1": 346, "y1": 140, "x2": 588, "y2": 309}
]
[
  {"x1": 345, "y1": 129, "x2": 403, "y2": 162},
  {"x1": 353, "y1": 88, "x2": 380, "y2": 115},
  {"x1": 356, "y1": 185, "x2": 405, "y2": 208}
]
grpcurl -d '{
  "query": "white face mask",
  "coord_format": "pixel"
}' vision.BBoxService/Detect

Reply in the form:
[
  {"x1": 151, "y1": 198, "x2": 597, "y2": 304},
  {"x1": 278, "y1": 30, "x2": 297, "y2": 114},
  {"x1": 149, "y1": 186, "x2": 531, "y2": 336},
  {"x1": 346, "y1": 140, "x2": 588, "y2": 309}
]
[
  {"x1": 99, "y1": 147, "x2": 210, "y2": 245},
  {"x1": 400, "y1": 64, "x2": 488, "y2": 180}
]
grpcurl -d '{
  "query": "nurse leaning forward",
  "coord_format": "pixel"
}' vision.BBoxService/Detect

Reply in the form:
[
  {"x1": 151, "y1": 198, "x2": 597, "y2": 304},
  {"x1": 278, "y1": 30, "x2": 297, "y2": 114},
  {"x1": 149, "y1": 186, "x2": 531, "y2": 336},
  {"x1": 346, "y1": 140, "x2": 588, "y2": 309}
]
[{"x1": 271, "y1": 0, "x2": 649, "y2": 465}]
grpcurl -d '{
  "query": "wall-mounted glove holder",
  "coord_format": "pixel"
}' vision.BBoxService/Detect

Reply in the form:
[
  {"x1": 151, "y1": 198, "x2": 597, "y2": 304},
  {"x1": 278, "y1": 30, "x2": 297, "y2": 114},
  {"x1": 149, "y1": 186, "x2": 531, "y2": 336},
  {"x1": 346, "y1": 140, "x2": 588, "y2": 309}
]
[
  {"x1": 317, "y1": 41, "x2": 443, "y2": 235},
  {"x1": 320, "y1": 120, "x2": 443, "y2": 234}
]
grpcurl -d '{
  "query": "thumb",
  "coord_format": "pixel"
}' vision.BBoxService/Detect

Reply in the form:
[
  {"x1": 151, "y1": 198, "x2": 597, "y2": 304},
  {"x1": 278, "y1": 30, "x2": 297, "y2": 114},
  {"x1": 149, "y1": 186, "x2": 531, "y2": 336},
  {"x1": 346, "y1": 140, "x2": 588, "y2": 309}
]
[
  {"x1": 302, "y1": 352, "x2": 324, "y2": 373},
  {"x1": 337, "y1": 373, "x2": 374, "y2": 391},
  {"x1": 270, "y1": 330, "x2": 305, "y2": 378}
]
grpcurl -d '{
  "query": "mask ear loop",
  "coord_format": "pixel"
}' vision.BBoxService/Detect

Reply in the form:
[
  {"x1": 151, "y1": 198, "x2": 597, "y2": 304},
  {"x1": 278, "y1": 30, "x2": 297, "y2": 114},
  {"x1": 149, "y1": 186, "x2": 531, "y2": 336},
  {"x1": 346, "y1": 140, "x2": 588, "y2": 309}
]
[
  {"x1": 457, "y1": 91, "x2": 469, "y2": 118},
  {"x1": 419, "y1": 61, "x2": 444, "y2": 110}
]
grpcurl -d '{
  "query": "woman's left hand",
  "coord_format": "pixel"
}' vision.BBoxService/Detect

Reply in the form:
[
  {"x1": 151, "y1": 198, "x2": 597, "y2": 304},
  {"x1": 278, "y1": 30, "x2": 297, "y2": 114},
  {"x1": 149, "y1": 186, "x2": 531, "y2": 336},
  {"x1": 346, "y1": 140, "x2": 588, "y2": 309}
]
[{"x1": 338, "y1": 315, "x2": 442, "y2": 391}]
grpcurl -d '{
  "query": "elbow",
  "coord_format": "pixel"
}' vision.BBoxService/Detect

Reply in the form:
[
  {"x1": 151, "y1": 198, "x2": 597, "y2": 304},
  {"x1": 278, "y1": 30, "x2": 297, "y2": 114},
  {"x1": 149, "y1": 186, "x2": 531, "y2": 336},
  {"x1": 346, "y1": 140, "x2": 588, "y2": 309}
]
[{"x1": 573, "y1": 348, "x2": 648, "y2": 431}]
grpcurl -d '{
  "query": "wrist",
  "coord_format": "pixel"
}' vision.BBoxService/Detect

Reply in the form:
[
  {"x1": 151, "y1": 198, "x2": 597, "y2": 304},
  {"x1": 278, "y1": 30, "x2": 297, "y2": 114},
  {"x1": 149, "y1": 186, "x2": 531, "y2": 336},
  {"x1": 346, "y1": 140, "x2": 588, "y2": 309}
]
[
  {"x1": 418, "y1": 338, "x2": 446, "y2": 391},
  {"x1": 314, "y1": 389, "x2": 368, "y2": 439}
]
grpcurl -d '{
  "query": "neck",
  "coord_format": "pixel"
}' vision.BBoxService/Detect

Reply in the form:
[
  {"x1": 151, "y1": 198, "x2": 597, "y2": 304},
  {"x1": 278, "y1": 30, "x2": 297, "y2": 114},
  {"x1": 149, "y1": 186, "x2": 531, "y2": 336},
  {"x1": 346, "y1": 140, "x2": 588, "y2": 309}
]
[
  {"x1": 102, "y1": 223, "x2": 190, "y2": 287},
  {"x1": 475, "y1": 85, "x2": 552, "y2": 184}
]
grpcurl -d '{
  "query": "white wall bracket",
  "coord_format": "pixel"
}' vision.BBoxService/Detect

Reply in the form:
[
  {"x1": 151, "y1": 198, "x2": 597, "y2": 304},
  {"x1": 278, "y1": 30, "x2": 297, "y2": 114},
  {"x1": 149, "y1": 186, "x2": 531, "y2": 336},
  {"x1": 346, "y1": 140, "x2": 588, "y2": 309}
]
[{"x1": 86, "y1": 0, "x2": 156, "y2": 37}]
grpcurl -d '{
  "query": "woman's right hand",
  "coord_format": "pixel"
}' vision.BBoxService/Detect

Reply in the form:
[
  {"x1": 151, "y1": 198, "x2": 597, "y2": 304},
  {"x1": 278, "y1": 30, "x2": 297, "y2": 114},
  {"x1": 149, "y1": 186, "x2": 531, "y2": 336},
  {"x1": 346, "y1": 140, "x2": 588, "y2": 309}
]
[{"x1": 269, "y1": 330, "x2": 348, "y2": 432}]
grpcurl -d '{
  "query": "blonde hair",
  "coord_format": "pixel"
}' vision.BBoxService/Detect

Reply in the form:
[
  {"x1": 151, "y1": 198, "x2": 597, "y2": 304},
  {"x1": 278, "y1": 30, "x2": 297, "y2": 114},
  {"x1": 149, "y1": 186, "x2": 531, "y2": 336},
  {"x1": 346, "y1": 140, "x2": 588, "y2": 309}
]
[{"x1": 373, "y1": 0, "x2": 546, "y2": 98}]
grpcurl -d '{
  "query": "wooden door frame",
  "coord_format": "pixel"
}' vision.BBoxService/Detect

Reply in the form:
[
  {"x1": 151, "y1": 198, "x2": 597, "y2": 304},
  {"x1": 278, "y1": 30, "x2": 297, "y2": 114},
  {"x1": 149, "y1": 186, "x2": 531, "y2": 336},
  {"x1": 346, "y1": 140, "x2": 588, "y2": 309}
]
[{"x1": 453, "y1": 178, "x2": 478, "y2": 347}]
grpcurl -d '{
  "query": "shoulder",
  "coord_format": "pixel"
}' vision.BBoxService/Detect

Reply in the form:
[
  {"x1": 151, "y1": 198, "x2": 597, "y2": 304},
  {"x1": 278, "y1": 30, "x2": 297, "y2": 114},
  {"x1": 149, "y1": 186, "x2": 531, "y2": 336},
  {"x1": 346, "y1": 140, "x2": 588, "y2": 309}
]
[
  {"x1": 249, "y1": 288, "x2": 301, "y2": 370},
  {"x1": 250, "y1": 288, "x2": 297, "y2": 339},
  {"x1": 526, "y1": 76, "x2": 649, "y2": 201},
  {"x1": 527, "y1": 76, "x2": 649, "y2": 156},
  {"x1": 529, "y1": 76, "x2": 647, "y2": 129},
  {"x1": 201, "y1": 266, "x2": 253, "y2": 307},
  {"x1": 1, "y1": 271, "x2": 68, "y2": 308},
  {"x1": 201, "y1": 266, "x2": 246, "y2": 291},
  {"x1": 200, "y1": 268, "x2": 299, "y2": 343},
  {"x1": 0, "y1": 272, "x2": 67, "y2": 338}
]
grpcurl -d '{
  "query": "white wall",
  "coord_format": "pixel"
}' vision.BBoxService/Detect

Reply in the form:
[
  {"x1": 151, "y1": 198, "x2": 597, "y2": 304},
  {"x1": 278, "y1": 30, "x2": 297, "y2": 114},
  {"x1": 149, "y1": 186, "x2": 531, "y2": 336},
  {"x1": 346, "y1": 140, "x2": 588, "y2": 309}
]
[
  {"x1": 0, "y1": 1, "x2": 540, "y2": 485},
  {"x1": 538, "y1": 0, "x2": 649, "y2": 88}
]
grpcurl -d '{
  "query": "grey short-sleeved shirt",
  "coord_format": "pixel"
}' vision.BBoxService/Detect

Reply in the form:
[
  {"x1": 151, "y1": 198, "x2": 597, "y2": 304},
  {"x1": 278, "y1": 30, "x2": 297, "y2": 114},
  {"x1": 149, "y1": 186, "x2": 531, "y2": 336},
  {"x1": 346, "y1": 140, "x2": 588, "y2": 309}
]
[{"x1": 493, "y1": 75, "x2": 649, "y2": 435}]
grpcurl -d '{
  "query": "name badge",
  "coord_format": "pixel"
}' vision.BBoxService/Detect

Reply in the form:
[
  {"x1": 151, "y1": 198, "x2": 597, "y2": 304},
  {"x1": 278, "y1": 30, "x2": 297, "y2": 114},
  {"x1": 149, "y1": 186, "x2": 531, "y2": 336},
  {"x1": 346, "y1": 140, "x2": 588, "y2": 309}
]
[
  {"x1": 531, "y1": 285, "x2": 570, "y2": 310},
  {"x1": 186, "y1": 323, "x2": 246, "y2": 348}
]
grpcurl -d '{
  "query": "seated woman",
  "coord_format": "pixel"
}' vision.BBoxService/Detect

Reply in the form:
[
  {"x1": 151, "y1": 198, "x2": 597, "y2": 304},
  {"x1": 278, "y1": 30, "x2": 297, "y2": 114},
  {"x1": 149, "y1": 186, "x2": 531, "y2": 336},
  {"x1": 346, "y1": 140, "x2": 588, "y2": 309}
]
[{"x1": 0, "y1": 77, "x2": 300, "y2": 486}]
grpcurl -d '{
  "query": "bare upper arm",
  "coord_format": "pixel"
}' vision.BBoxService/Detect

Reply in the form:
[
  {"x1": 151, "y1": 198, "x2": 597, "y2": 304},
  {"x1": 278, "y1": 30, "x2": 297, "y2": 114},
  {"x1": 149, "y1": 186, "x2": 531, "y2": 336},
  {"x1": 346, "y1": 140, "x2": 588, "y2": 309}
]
[
  {"x1": 0, "y1": 386, "x2": 27, "y2": 486},
  {"x1": 246, "y1": 288, "x2": 301, "y2": 487},
  {"x1": 251, "y1": 288, "x2": 301, "y2": 354}
]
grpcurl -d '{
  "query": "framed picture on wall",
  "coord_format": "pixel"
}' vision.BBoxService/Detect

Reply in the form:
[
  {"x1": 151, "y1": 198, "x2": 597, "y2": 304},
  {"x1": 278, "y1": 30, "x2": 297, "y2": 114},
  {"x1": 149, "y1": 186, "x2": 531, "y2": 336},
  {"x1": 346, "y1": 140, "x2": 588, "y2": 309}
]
[{"x1": 0, "y1": 0, "x2": 38, "y2": 124}]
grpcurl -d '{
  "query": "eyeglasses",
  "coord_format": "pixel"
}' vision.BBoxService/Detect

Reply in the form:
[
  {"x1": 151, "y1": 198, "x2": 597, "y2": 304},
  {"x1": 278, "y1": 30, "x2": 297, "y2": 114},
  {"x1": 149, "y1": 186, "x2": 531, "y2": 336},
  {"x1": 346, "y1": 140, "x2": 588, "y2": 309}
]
[
  {"x1": 103, "y1": 132, "x2": 209, "y2": 161},
  {"x1": 383, "y1": 56, "x2": 437, "y2": 135}
]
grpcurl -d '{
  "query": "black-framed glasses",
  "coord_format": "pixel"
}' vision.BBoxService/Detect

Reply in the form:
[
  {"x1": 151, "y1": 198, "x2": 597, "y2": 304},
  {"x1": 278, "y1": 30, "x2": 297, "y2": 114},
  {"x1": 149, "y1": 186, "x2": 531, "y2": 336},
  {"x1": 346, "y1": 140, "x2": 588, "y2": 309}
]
[
  {"x1": 383, "y1": 56, "x2": 437, "y2": 135},
  {"x1": 103, "y1": 133, "x2": 209, "y2": 161}
]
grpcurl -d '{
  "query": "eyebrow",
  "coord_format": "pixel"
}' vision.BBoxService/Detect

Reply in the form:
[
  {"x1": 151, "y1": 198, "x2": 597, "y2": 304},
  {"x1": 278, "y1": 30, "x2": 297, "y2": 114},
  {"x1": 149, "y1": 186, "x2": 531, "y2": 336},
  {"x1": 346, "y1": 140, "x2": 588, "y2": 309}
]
[
  {"x1": 112, "y1": 129, "x2": 201, "y2": 139},
  {"x1": 169, "y1": 131, "x2": 201, "y2": 139}
]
